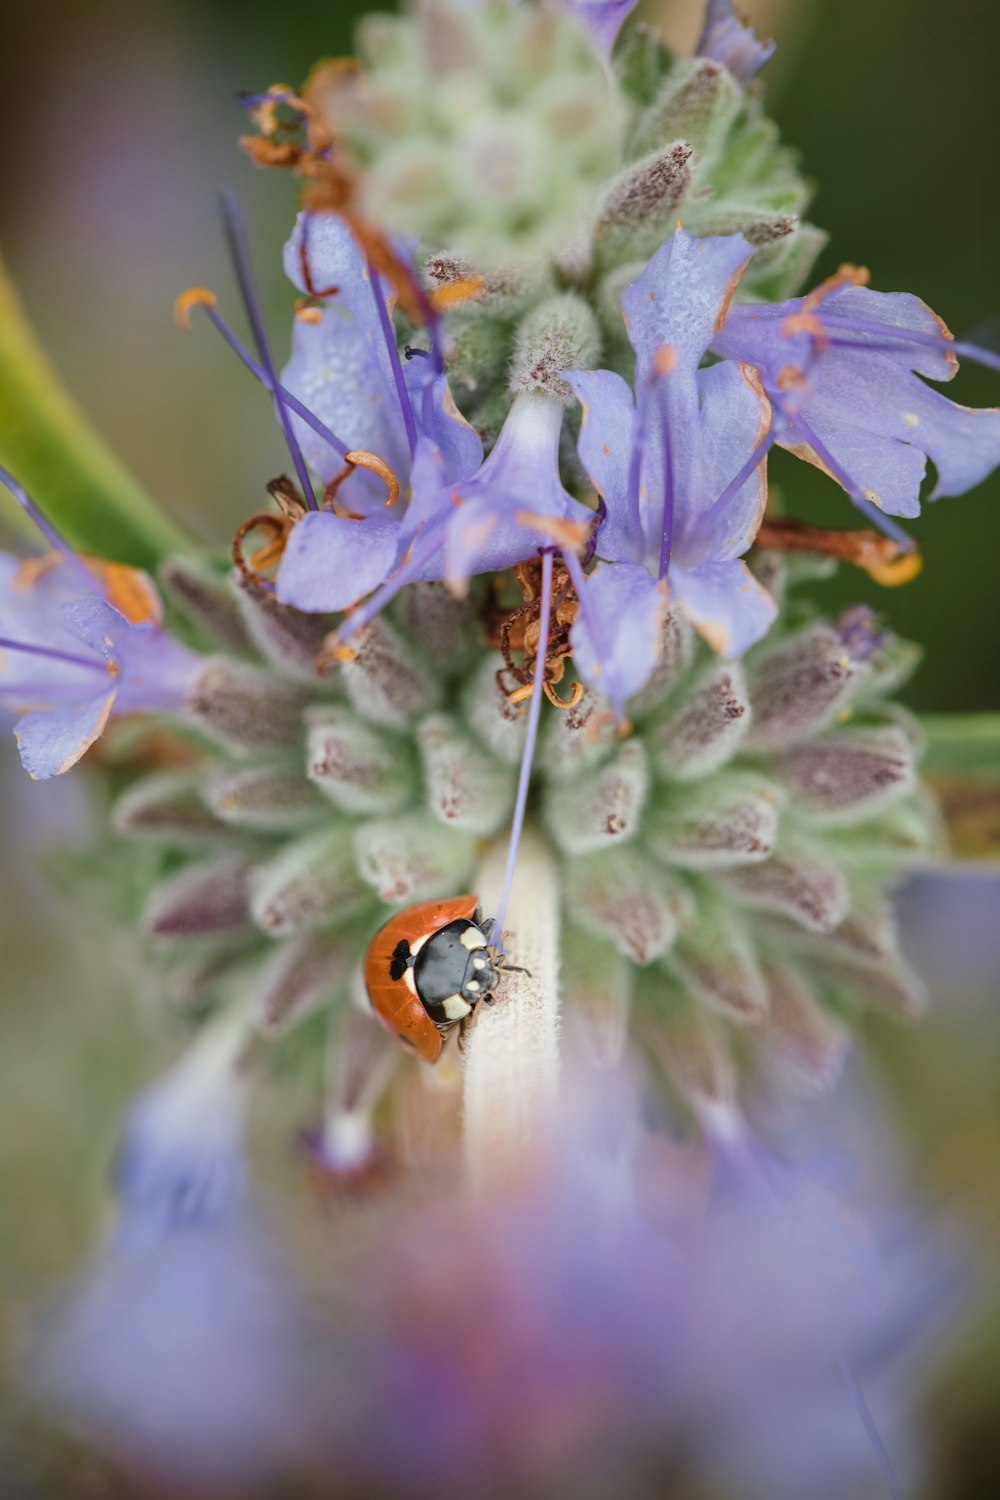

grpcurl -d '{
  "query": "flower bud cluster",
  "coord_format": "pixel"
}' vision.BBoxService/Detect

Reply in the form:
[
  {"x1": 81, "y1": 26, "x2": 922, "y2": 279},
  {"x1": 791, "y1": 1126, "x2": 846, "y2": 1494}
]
[
  {"x1": 97, "y1": 552, "x2": 934, "y2": 1123},
  {"x1": 290, "y1": 0, "x2": 819, "y2": 438}
]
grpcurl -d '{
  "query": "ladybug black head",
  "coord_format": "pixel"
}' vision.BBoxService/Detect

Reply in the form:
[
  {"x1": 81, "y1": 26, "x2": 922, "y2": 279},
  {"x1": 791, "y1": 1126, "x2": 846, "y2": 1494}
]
[{"x1": 389, "y1": 938, "x2": 411, "y2": 982}]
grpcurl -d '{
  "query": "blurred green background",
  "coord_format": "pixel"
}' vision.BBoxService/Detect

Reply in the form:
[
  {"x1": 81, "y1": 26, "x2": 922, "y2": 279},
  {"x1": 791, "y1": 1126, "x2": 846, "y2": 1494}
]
[{"x1": 1, "y1": 2, "x2": 999, "y2": 1496}]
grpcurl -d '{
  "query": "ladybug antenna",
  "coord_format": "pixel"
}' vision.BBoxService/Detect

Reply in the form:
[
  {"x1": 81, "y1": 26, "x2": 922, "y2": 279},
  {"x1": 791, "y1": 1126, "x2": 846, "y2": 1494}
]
[
  {"x1": 217, "y1": 189, "x2": 318, "y2": 509},
  {"x1": 492, "y1": 547, "x2": 554, "y2": 950}
]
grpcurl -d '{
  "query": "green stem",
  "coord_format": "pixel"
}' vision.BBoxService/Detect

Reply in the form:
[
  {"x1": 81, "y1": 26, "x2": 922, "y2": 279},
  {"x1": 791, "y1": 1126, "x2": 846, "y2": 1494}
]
[
  {"x1": 920, "y1": 713, "x2": 1000, "y2": 862},
  {"x1": 0, "y1": 252, "x2": 187, "y2": 568},
  {"x1": 920, "y1": 714, "x2": 1000, "y2": 778}
]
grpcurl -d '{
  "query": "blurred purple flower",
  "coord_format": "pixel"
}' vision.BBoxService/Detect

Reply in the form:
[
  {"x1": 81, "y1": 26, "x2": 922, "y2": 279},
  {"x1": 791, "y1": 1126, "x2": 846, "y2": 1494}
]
[
  {"x1": 32, "y1": 1009, "x2": 343, "y2": 1495},
  {"x1": 0, "y1": 522, "x2": 201, "y2": 782},
  {"x1": 697, "y1": 0, "x2": 776, "y2": 82},
  {"x1": 345, "y1": 1066, "x2": 959, "y2": 1500},
  {"x1": 29, "y1": 1044, "x2": 960, "y2": 1500},
  {"x1": 710, "y1": 268, "x2": 1000, "y2": 523},
  {"x1": 564, "y1": 228, "x2": 776, "y2": 710},
  {"x1": 34, "y1": 1221, "x2": 335, "y2": 1497}
]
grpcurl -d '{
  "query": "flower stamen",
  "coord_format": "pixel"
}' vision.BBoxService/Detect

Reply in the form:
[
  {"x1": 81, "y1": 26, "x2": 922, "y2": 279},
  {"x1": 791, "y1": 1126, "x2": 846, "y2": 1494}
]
[
  {"x1": 492, "y1": 549, "x2": 555, "y2": 947},
  {"x1": 218, "y1": 189, "x2": 318, "y2": 509},
  {"x1": 323, "y1": 451, "x2": 401, "y2": 511},
  {"x1": 175, "y1": 289, "x2": 351, "y2": 461},
  {"x1": 755, "y1": 516, "x2": 923, "y2": 585}
]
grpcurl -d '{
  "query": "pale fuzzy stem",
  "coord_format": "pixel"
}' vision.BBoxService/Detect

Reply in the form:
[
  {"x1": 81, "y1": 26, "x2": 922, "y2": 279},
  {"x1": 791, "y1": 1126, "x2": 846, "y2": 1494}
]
[
  {"x1": 322, "y1": 1005, "x2": 398, "y2": 1170},
  {"x1": 462, "y1": 829, "x2": 561, "y2": 1190},
  {"x1": 175, "y1": 991, "x2": 259, "y2": 1105}
]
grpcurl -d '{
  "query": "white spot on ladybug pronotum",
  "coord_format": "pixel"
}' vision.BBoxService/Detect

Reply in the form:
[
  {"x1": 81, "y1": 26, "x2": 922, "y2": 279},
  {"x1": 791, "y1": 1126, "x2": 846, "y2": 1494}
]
[{"x1": 443, "y1": 993, "x2": 473, "y2": 1020}]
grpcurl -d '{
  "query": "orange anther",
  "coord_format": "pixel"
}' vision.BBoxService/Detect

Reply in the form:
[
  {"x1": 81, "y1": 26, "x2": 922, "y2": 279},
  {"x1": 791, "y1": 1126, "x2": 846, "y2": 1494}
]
[
  {"x1": 867, "y1": 552, "x2": 923, "y2": 587},
  {"x1": 543, "y1": 680, "x2": 584, "y2": 710},
  {"x1": 346, "y1": 450, "x2": 401, "y2": 507},
  {"x1": 174, "y1": 286, "x2": 217, "y2": 329},
  {"x1": 294, "y1": 299, "x2": 324, "y2": 325}
]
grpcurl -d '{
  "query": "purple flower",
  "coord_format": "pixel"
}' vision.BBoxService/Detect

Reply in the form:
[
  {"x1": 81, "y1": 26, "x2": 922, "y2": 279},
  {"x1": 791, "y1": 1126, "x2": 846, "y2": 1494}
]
[
  {"x1": 112, "y1": 1008, "x2": 251, "y2": 1254},
  {"x1": 28, "y1": 1005, "x2": 339, "y2": 1493},
  {"x1": 697, "y1": 0, "x2": 776, "y2": 82},
  {"x1": 0, "y1": 478, "x2": 201, "y2": 780},
  {"x1": 274, "y1": 212, "x2": 484, "y2": 613},
  {"x1": 710, "y1": 266, "x2": 1000, "y2": 523},
  {"x1": 564, "y1": 229, "x2": 776, "y2": 711},
  {"x1": 347, "y1": 1064, "x2": 954, "y2": 1500},
  {"x1": 336, "y1": 389, "x2": 592, "y2": 645}
]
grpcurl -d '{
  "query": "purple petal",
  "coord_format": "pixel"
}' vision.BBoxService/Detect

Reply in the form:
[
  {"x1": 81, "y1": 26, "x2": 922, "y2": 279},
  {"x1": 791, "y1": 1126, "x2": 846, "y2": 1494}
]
[
  {"x1": 277, "y1": 509, "x2": 403, "y2": 613},
  {"x1": 820, "y1": 285, "x2": 959, "y2": 381},
  {"x1": 670, "y1": 559, "x2": 776, "y2": 657},
  {"x1": 431, "y1": 392, "x2": 590, "y2": 588},
  {"x1": 711, "y1": 279, "x2": 1000, "y2": 515},
  {"x1": 788, "y1": 353, "x2": 1000, "y2": 513},
  {"x1": 61, "y1": 596, "x2": 135, "y2": 659},
  {"x1": 697, "y1": 0, "x2": 776, "y2": 82},
  {"x1": 440, "y1": 496, "x2": 550, "y2": 587},
  {"x1": 622, "y1": 229, "x2": 754, "y2": 379},
  {"x1": 565, "y1": 0, "x2": 640, "y2": 57},
  {"x1": 407, "y1": 368, "x2": 483, "y2": 483},
  {"x1": 679, "y1": 361, "x2": 770, "y2": 563},
  {"x1": 282, "y1": 311, "x2": 407, "y2": 491},
  {"x1": 716, "y1": 286, "x2": 959, "y2": 385},
  {"x1": 283, "y1": 211, "x2": 384, "y2": 326},
  {"x1": 571, "y1": 561, "x2": 668, "y2": 712},
  {"x1": 62, "y1": 598, "x2": 200, "y2": 713},
  {"x1": 14, "y1": 689, "x2": 117, "y2": 779},
  {"x1": 562, "y1": 369, "x2": 643, "y2": 563}
]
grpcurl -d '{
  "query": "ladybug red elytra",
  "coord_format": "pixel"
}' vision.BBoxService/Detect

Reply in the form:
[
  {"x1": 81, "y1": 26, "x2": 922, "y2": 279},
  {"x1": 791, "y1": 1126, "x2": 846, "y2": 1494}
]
[{"x1": 363, "y1": 895, "x2": 501, "y2": 1062}]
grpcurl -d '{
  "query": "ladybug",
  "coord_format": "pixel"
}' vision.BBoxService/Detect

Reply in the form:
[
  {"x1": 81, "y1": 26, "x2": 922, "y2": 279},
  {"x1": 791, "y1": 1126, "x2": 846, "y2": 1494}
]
[{"x1": 364, "y1": 895, "x2": 501, "y2": 1062}]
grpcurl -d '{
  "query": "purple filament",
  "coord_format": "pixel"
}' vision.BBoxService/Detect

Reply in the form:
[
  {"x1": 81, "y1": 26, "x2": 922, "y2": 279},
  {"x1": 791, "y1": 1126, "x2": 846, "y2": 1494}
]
[
  {"x1": 837, "y1": 1351, "x2": 902, "y2": 1500},
  {"x1": 687, "y1": 425, "x2": 779, "y2": 562},
  {"x1": 656, "y1": 382, "x2": 676, "y2": 581},
  {"x1": 368, "y1": 262, "x2": 419, "y2": 457},
  {"x1": 492, "y1": 548, "x2": 554, "y2": 947},
  {"x1": 558, "y1": 546, "x2": 606, "y2": 666},
  {"x1": 337, "y1": 515, "x2": 450, "y2": 642},
  {"x1": 582, "y1": 496, "x2": 607, "y2": 566},
  {"x1": 626, "y1": 375, "x2": 659, "y2": 548},
  {"x1": 0, "y1": 634, "x2": 106, "y2": 674},
  {"x1": 219, "y1": 190, "x2": 318, "y2": 509},
  {"x1": 195, "y1": 302, "x2": 349, "y2": 459},
  {"x1": 816, "y1": 315, "x2": 1000, "y2": 376},
  {"x1": 790, "y1": 414, "x2": 916, "y2": 551},
  {"x1": 0, "y1": 466, "x2": 73, "y2": 558}
]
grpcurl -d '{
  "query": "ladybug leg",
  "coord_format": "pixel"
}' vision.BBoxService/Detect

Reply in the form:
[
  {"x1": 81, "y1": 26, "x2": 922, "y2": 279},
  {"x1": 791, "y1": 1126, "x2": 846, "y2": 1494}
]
[{"x1": 458, "y1": 1007, "x2": 484, "y2": 1050}]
